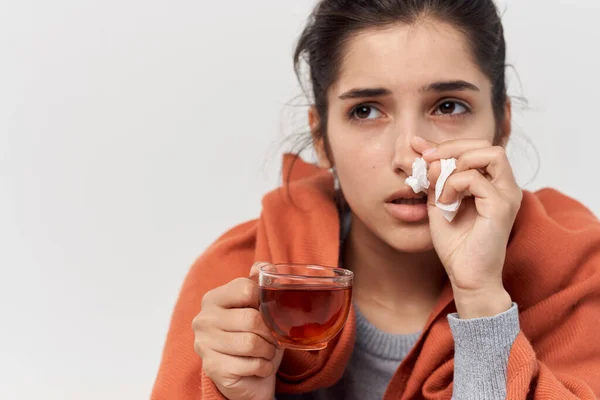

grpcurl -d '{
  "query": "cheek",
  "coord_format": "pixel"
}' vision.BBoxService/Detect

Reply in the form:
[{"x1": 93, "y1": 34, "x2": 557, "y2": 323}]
[
  {"x1": 326, "y1": 120, "x2": 389, "y2": 204},
  {"x1": 336, "y1": 162, "x2": 380, "y2": 215},
  {"x1": 326, "y1": 119, "x2": 386, "y2": 173},
  {"x1": 326, "y1": 113, "x2": 392, "y2": 161},
  {"x1": 330, "y1": 140, "x2": 376, "y2": 190}
]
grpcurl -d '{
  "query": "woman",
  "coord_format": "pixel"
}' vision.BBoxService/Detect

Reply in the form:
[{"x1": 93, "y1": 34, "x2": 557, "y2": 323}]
[{"x1": 151, "y1": 1, "x2": 600, "y2": 399}]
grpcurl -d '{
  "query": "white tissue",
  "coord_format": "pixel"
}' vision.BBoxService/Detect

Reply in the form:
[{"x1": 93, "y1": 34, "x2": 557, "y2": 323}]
[
  {"x1": 405, "y1": 157, "x2": 430, "y2": 193},
  {"x1": 404, "y1": 157, "x2": 463, "y2": 222},
  {"x1": 434, "y1": 158, "x2": 463, "y2": 222}
]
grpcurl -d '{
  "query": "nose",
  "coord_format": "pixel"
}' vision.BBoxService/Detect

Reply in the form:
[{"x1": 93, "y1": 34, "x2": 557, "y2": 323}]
[{"x1": 390, "y1": 120, "x2": 424, "y2": 177}]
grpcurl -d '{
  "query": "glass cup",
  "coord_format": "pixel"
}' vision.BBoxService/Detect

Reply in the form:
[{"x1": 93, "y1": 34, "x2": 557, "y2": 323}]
[{"x1": 258, "y1": 263, "x2": 354, "y2": 351}]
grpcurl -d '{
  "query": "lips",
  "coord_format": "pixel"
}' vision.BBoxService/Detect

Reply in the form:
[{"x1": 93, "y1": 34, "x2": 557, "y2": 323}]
[
  {"x1": 385, "y1": 189, "x2": 427, "y2": 204},
  {"x1": 384, "y1": 189, "x2": 429, "y2": 222},
  {"x1": 384, "y1": 191, "x2": 429, "y2": 222},
  {"x1": 390, "y1": 196, "x2": 427, "y2": 205}
]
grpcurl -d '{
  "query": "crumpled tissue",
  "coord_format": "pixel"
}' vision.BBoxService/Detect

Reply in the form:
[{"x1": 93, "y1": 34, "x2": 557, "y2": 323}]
[{"x1": 405, "y1": 157, "x2": 464, "y2": 222}]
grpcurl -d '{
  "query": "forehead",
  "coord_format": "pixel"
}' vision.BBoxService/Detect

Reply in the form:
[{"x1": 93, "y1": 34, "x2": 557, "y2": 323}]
[{"x1": 333, "y1": 20, "x2": 491, "y2": 95}]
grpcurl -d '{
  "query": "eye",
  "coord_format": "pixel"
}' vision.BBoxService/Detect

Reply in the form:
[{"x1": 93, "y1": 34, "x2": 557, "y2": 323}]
[
  {"x1": 350, "y1": 104, "x2": 383, "y2": 120},
  {"x1": 433, "y1": 101, "x2": 470, "y2": 116}
]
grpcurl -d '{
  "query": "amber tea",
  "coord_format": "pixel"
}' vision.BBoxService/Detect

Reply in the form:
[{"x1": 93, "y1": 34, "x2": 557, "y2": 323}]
[
  {"x1": 260, "y1": 285, "x2": 352, "y2": 350},
  {"x1": 258, "y1": 264, "x2": 354, "y2": 351}
]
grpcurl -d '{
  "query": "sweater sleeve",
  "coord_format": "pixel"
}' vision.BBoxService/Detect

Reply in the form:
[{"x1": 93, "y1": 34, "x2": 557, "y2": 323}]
[
  {"x1": 448, "y1": 303, "x2": 519, "y2": 400},
  {"x1": 448, "y1": 303, "x2": 520, "y2": 400}
]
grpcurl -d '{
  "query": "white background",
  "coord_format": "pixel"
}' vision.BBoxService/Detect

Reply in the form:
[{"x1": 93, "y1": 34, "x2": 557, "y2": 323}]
[{"x1": 1, "y1": 1, "x2": 598, "y2": 399}]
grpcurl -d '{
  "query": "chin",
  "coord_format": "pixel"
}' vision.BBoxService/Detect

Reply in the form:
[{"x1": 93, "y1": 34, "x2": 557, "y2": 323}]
[
  {"x1": 384, "y1": 223, "x2": 434, "y2": 253},
  {"x1": 348, "y1": 209, "x2": 435, "y2": 254}
]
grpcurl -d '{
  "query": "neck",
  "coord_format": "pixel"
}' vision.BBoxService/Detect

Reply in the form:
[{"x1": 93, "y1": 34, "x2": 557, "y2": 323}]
[{"x1": 343, "y1": 214, "x2": 447, "y2": 317}]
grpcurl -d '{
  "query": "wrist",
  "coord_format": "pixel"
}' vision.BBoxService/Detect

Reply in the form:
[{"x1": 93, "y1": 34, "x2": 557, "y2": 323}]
[{"x1": 452, "y1": 285, "x2": 512, "y2": 319}]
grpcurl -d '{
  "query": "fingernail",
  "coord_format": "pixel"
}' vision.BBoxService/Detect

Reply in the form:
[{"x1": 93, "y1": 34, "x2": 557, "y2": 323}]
[
  {"x1": 413, "y1": 136, "x2": 426, "y2": 143},
  {"x1": 423, "y1": 147, "x2": 436, "y2": 155}
]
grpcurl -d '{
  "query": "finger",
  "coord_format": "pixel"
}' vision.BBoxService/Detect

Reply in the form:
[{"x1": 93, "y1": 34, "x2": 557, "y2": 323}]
[
  {"x1": 207, "y1": 331, "x2": 278, "y2": 360},
  {"x1": 218, "y1": 308, "x2": 279, "y2": 346},
  {"x1": 421, "y1": 138, "x2": 493, "y2": 162},
  {"x1": 201, "y1": 278, "x2": 259, "y2": 310},
  {"x1": 410, "y1": 136, "x2": 438, "y2": 154},
  {"x1": 192, "y1": 309, "x2": 279, "y2": 354},
  {"x1": 438, "y1": 170, "x2": 499, "y2": 210},
  {"x1": 195, "y1": 303, "x2": 278, "y2": 346},
  {"x1": 454, "y1": 146, "x2": 517, "y2": 190},
  {"x1": 202, "y1": 350, "x2": 275, "y2": 381}
]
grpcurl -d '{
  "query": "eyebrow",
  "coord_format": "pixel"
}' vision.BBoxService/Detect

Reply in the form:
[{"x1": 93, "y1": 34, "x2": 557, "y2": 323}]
[
  {"x1": 420, "y1": 80, "x2": 480, "y2": 93},
  {"x1": 338, "y1": 80, "x2": 480, "y2": 100},
  {"x1": 338, "y1": 87, "x2": 392, "y2": 100}
]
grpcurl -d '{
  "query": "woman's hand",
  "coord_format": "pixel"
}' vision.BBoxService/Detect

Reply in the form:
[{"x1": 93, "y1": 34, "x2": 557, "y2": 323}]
[
  {"x1": 412, "y1": 137, "x2": 522, "y2": 319},
  {"x1": 193, "y1": 263, "x2": 284, "y2": 400}
]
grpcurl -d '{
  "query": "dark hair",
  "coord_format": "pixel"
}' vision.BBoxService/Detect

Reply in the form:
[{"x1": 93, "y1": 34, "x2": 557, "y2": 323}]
[{"x1": 293, "y1": 0, "x2": 508, "y2": 157}]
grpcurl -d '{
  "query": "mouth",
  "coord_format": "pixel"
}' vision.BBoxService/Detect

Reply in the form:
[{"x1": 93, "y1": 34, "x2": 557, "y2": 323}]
[
  {"x1": 389, "y1": 196, "x2": 428, "y2": 205},
  {"x1": 384, "y1": 194, "x2": 429, "y2": 222}
]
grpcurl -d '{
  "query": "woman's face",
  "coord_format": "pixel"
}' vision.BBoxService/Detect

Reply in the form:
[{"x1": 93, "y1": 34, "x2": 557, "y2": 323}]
[{"x1": 314, "y1": 20, "x2": 509, "y2": 253}]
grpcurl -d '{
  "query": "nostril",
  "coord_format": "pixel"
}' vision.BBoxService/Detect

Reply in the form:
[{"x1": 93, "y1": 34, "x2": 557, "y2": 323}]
[{"x1": 391, "y1": 148, "x2": 427, "y2": 176}]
